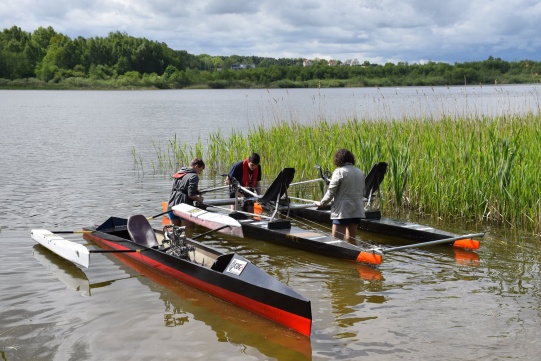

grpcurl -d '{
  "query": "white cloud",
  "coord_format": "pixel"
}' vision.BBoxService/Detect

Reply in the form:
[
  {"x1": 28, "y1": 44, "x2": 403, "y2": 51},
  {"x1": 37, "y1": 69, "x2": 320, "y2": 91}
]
[{"x1": 1, "y1": 0, "x2": 540, "y2": 63}]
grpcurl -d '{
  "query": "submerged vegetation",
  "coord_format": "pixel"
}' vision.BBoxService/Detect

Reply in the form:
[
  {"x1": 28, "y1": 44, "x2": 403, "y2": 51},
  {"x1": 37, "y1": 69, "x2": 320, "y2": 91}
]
[{"x1": 139, "y1": 112, "x2": 541, "y2": 235}]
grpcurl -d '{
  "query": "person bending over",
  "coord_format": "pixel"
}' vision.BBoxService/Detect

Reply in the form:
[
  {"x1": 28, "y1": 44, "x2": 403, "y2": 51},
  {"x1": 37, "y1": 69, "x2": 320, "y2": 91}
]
[
  {"x1": 226, "y1": 152, "x2": 262, "y2": 197},
  {"x1": 167, "y1": 158, "x2": 205, "y2": 227}
]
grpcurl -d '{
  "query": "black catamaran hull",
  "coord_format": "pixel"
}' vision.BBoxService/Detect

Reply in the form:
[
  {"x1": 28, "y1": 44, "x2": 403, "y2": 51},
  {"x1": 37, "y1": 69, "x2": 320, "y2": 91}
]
[
  {"x1": 289, "y1": 206, "x2": 460, "y2": 243},
  {"x1": 288, "y1": 162, "x2": 471, "y2": 244},
  {"x1": 240, "y1": 219, "x2": 382, "y2": 263},
  {"x1": 174, "y1": 207, "x2": 383, "y2": 265},
  {"x1": 83, "y1": 217, "x2": 312, "y2": 336},
  {"x1": 184, "y1": 168, "x2": 382, "y2": 265}
]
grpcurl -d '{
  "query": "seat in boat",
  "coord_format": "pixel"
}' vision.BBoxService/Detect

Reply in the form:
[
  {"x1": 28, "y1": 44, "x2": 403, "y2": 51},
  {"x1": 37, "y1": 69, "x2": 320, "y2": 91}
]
[
  {"x1": 258, "y1": 167, "x2": 295, "y2": 205},
  {"x1": 127, "y1": 214, "x2": 160, "y2": 248},
  {"x1": 364, "y1": 162, "x2": 387, "y2": 207}
]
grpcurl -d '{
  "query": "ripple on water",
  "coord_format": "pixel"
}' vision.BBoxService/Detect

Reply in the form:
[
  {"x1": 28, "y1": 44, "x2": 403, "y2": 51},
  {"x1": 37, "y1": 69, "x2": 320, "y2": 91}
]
[{"x1": 3, "y1": 88, "x2": 541, "y2": 360}]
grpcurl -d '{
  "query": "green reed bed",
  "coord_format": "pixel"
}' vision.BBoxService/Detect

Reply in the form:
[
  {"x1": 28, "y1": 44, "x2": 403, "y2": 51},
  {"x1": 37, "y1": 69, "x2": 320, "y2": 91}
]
[
  {"x1": 143, "y1": 112, "x2": 541, "y2": 234},
  {"x1": 148, "y1": 134, "x2": 205, "y2": 174}
]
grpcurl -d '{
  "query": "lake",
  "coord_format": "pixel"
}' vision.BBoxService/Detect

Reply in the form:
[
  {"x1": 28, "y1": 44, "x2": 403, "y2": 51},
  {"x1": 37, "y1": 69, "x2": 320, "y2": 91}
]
[{"x1": 1, "y1": 85, "x2": 541, "y2": 360}]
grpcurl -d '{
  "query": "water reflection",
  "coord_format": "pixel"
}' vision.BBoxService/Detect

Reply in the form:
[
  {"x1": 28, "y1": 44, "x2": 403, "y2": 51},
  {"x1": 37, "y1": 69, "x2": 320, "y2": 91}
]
[
  {"x1": 326, "y1": 272, "x2": 385, "y2": 327},
  {"x1": 453, "y1": 248, "x2": 480, "y2": 267},
  {"x1": 32, "y1": 245, "x2": 91, "y2": 296},
  {"x1": 105, "y1": 251, "x2": 313, "y2": 359},
  {"x1": 31, "y1": 241, "x2": 312, "y2": 360},
  {"x1": 356, "y1": 265, "x2": 383, "y2": 281},
  {"x1": 3, "y1": 87, "x2": 541, "y2": 359}
]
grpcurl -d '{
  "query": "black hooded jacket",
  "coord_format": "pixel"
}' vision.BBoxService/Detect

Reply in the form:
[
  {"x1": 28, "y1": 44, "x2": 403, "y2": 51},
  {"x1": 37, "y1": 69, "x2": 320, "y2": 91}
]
[{"x1": 167, "y1": 167, "x2": 199, "y2": 209}]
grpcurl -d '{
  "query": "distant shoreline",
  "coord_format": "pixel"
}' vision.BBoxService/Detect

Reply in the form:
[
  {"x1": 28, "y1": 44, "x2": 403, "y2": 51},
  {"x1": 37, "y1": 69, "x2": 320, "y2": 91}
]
[{"x1": 1, "y1": 78, "x2": 537, "y2": 91}]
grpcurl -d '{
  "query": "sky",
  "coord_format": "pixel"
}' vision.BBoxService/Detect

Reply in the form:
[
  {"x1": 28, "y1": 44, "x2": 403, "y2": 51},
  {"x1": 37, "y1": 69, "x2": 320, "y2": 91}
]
[{"x1": 1, "y1": 0, "x2": 540, "y2": 64}]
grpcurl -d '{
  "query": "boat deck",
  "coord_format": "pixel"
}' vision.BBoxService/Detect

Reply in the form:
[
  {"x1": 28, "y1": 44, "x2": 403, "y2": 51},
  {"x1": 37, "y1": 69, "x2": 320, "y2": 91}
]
[
  {"x1": 235, "y1": 217, "x2": 381, "y2": 264},
  {"x1": 288, "y1": 205, "x2": 459, "y2": 243}
]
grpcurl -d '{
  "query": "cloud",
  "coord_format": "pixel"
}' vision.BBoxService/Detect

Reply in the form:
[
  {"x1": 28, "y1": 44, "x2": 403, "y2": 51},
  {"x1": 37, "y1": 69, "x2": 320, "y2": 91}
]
[
  {"x1": 202, "y1": 0, "x2": 261, "y2": 15},
  {"x1": 1, "y1": 0, "x2": 540, "y2": 64}
]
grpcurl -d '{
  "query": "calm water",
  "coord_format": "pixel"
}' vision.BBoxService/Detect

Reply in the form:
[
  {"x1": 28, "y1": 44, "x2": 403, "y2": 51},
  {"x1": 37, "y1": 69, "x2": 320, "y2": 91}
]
[{"x1": 1, "y1": 86, "x2": 541, "y2": 360}]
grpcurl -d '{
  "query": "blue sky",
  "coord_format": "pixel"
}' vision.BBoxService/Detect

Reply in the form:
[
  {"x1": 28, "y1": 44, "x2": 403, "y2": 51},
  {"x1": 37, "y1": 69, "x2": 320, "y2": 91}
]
[{"x1": 1, "y1": 0, "x2": 540, "y2": 64}]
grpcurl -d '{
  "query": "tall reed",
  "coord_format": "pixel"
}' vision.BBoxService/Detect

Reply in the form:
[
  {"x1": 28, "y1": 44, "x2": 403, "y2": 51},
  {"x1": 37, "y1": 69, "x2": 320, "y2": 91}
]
[
  {"x1": 143, "y1": 112, "x2": 541, "y2": 234},
  {"x1": 148, "y1": 134, "x2": 204, "y2": 174}
]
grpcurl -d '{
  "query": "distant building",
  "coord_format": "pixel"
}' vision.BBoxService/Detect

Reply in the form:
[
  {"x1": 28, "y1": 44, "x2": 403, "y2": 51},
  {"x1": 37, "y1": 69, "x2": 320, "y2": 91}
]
[
  {"x1": 342, "y1": 59, "x2": 360, "y2": 66},
  {"x1": 303, "y1": 59, "x2": 340, "y2": 66},
  {"x1": 231, "y1": 64, "x2": 256, "y2": 70}
]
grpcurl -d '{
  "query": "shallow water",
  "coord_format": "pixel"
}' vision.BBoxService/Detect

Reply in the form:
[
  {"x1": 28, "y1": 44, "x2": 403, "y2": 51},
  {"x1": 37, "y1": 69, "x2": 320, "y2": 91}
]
[{"x1": 1, "y1": 87, "x2": 541, "y2": 360}]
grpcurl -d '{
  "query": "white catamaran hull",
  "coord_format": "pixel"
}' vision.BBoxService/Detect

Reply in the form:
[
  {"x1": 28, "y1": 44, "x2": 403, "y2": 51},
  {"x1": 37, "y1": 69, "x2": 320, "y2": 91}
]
[
  {"x1": 31, "y1": 229, "x2": 90, "y2": 268},
  {"x1": 172, "y1": 204, "x2": 244, "y2": 238}
]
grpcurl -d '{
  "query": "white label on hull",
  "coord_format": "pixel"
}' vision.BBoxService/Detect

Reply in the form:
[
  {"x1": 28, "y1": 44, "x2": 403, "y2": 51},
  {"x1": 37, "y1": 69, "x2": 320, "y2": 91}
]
[{"x1": 225, "y1": 259, "x2": 248, "y2": 276}]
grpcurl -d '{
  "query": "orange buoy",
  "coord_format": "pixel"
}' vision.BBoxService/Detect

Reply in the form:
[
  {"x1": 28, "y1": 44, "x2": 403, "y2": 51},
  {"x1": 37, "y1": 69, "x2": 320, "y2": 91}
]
[
  {"x1": 356, "y1": 251, "x2": 383, "y2": 265},
  {"x1": 453, "y1": 239, "x2": 481, "y2": 250}
]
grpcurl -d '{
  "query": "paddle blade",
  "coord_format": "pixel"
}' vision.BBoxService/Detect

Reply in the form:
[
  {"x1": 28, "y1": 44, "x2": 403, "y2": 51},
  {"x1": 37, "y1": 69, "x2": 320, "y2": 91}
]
[
  {"x1": 453, "y1": 239, "x2": 481, "y2": 250},
  {"x1": 356, "y1": 251, "x2": 382, "y2": 265},
  {"x1": 161, "y1": 201, "x2": 171, "y2": 225}
]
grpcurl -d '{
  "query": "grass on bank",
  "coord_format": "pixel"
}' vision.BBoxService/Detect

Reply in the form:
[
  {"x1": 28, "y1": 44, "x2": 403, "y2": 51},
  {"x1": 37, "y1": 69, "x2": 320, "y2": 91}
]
[{"x1": 138, "y1": 112, "x2": 541, "y2": 235}]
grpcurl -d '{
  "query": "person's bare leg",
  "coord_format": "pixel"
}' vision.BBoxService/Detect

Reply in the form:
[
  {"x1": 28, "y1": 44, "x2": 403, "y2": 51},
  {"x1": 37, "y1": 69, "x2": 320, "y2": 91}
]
[
  {"x1": 332, "y1": 224, "x2": 347, "y2": 240},
  {"x1": 346, "y1": 224, "x2": 358, "y2": 242}
]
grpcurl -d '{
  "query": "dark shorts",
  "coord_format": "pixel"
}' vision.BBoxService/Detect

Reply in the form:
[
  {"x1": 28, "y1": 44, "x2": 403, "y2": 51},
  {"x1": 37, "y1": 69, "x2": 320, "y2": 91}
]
[
  {"x1": 167, "y1": 210, "x2": 184, "y2": 221},
  {"x1": 332, "y1": 218, "x2": 361, "y2": 225}
]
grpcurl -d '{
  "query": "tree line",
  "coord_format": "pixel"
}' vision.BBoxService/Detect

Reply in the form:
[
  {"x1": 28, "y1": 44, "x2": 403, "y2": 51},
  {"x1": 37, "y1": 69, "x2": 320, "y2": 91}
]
[{"x1": 1, "y1": 25, "x2": 539, "y2": 89}]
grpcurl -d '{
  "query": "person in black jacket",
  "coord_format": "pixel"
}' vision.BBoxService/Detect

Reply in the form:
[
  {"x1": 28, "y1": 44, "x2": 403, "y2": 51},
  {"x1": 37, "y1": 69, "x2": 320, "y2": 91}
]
[{"x1": 167, "y1": 158, "x2": 205, "y2": 226}]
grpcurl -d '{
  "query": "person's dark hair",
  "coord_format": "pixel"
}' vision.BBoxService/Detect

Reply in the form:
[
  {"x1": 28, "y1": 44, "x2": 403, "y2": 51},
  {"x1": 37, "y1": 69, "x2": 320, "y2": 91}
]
[
  {"x1": 248, "y1": 152, "x2": 260, "y2": 165},
  {"x1": 333, "y1": 149, "x2": 355, "y2": 167},
  {"x1": 190, "y1": 158, "x2": 205, "y2": 169}
]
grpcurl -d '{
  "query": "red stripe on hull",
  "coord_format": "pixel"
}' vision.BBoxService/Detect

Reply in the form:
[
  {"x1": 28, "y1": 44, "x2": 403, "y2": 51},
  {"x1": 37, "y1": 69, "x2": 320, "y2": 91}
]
[{"x1": 85, "y1": 234, "x2": 311, "y2": 336}]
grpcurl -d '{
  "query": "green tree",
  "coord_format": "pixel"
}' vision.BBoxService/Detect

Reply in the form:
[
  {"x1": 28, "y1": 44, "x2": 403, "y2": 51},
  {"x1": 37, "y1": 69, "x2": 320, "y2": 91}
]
[
  {"x1": 34, "y1": 33, "x2": 74, "y2": 81},
  {"x1": 163, "y1": 64, "x2": 178, "y2": 79},
  {"x1": 116, "y1": 56, "x2": 130, "y2": 75},
  {"x1": 169, "y1": 69, "x2": 189, "y2": 88},
  {"x1": 0, "y1": 26, "x2": 34, "y2": 78}
]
